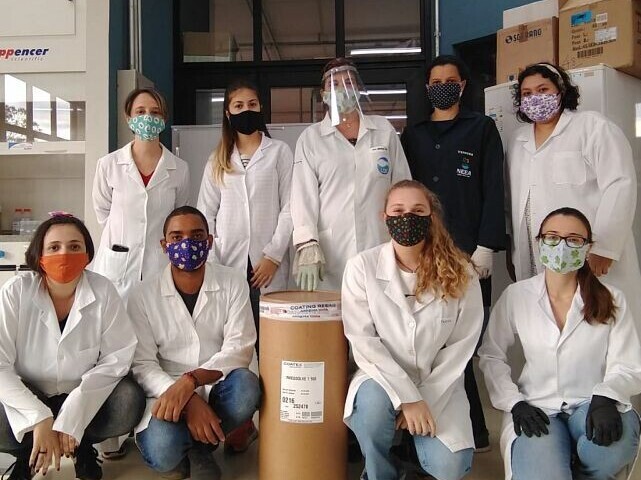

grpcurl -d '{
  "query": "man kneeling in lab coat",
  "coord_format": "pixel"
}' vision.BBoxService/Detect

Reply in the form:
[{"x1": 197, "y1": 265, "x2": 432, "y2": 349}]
[{"x1": 129, "y1": 206, "x2": 260, "y2": 480}]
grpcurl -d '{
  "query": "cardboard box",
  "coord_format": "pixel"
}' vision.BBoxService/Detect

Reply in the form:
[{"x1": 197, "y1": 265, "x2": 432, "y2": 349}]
[
  {"x1": 496, "y1": 17, "x2": 559, "y2": 84},
  {"x1": 559, "y1": 0, "x2": 641, "y2": 79},
  {"x1": 182, "y1": 32, "x2": 238, "y2": 62},
  {"x1": 503, "y1": 0, "x2": 559, "y2": 28},
  {"x1": 259, "y1": 291, "x2": 348, "y2": 480}
]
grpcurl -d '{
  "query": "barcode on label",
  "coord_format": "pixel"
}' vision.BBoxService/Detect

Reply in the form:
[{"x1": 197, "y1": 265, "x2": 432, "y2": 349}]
[
  {"x1": 311, "y1": 411, "x2": 322, "y2": 418},
  {"x1": 578, "y1": 47, "x2": 603, "y2": 58}
]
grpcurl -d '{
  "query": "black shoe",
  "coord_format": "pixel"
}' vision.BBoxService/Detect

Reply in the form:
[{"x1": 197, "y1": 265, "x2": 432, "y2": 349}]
[
  {"x1": 74, "y1": 444, "x2": 103, "y2": 480},
  {"x1": 2, "y1": 456, "x2": 32, "y2": 480}
]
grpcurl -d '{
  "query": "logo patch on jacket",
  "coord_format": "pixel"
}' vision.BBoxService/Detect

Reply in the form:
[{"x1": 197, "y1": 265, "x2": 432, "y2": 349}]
[
  {"x1": 456, "y1": 150, "x2": 473, "y2": 178},
  {"x1": 377, "y1": 157, "x2": 390, "y2": 175}
]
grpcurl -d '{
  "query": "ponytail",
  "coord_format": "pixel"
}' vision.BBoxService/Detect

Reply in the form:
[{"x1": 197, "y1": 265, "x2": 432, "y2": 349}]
[{"x1": 577, "y1": 263, "x2": 617, "y2": 325}]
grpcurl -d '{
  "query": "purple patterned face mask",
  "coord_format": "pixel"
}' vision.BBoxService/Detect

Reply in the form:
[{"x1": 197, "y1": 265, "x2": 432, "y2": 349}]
[
  {"x1": 519, "y1": 93, "x2": 561, "y2": 123},
  {"x1": 166, "y1": 238, "x2": 209, "y2": 271}
]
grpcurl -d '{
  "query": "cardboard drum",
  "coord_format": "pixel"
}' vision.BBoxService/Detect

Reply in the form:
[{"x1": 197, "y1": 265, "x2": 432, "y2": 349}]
[{"x1": 258, "y1": 291, "x2": 348, "y2": 480}]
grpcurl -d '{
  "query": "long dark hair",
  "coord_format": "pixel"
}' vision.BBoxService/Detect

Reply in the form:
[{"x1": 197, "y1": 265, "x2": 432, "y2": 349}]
[
  {"x1": 537, "y1": 207, "x2": 616, "y2": 325},
  {"x1": 513, "y1": 62, "x2": 580, "y2": 123},
  {"x1": 210, "y1": 78, "x2": 270, "y2": 184},
  {"x1": 25, "y1": 215, "x2": 94, "y2": 275}
]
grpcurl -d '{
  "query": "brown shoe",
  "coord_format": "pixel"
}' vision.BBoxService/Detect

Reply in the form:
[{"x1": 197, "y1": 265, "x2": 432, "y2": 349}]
[{"x1": 223, "y1": 419, "x2": 258, "y2": 455}]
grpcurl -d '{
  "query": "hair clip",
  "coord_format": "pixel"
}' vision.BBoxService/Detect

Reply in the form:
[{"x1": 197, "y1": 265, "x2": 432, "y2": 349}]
[{"x1": 48, "y1": 210, "x2": 74, "y2": 218}]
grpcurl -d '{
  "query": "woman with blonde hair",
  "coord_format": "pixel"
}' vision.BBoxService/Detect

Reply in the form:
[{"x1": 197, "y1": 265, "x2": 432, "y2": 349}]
[{"x1": 342, "y1": 179, "x2": 483, "y2": 480}]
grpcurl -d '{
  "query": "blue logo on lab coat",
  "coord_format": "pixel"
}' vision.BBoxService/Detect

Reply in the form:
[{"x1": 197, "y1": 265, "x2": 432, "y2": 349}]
[{"x1": 377, "y1": 157, "x2": 390, "y2": 175}]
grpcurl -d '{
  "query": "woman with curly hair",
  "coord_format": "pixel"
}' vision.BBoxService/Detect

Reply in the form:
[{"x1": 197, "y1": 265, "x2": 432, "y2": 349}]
[
  {"x1": 342, "y1": 179, "x2": 483, "y2": 480},
  {"x1": 505, "y1": 62, "x2": 641, "y2": 329}
]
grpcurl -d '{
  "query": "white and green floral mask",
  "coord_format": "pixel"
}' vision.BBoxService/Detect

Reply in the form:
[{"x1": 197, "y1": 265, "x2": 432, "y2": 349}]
[
  {"x1": 127, "y1": 114, "x2": 165, "y2": 141},
  {"x1": 539, "y1": 240, "x2": 589, "y2": 274}
]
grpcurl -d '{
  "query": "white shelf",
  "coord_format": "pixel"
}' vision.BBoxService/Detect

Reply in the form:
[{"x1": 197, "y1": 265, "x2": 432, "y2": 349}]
[{"x1": 0, "y1": 141, "x2": 85, "y2": 156}]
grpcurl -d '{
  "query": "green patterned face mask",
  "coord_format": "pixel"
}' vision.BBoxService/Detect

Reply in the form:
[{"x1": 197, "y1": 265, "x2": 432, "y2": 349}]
[
  {"x1": 539, "y1": 240, "x2": 589, "y2": 274},
  {"x1": 127, "y1": 114, "x2": 165, "y2": 141}
]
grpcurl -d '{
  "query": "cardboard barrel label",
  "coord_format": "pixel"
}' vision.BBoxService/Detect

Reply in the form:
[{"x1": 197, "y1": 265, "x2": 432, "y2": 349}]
[
  {"x1": 260, "y1": 300, "x2": 341, "y2": 320},
  {"x1": 280, "y1": 361, "x2": 325, "y2": 423}
]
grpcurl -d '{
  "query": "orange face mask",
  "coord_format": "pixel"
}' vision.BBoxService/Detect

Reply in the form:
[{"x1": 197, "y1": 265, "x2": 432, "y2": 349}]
[{"x1": 39, "y1": 253, "x2": 89, "y2": 284}]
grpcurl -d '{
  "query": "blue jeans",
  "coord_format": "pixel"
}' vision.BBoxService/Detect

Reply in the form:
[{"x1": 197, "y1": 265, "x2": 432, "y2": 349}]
[
  {"x1": 512, "y1": 402, "x2": 640, "y2": 480},
  {"x1": 136, "y1": 368, "x2": 260, "y2": 473},
  {"x1": 349, "y1": 379, "x2": 473, "y2": 480}
]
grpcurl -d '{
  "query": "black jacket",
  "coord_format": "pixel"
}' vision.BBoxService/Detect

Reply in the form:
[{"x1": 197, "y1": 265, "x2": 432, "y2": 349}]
[{"x1": 401, "y1": 110, "x2": 506, "y2": 255}]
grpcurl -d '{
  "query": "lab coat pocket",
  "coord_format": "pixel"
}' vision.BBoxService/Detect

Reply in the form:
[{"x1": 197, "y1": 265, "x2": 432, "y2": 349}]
[
  {"x1": 74, "y1": 345, "x2": 100, "y2": 371},
  {"x1": 94, "y1": 247, "x2": 129, "y2": 285},
  {"x1": 369, "y1": 146, "x2": 391, "y2": 178},
  {"x1": 552, "y1": 151, "x2": 586, "y2": 185}
]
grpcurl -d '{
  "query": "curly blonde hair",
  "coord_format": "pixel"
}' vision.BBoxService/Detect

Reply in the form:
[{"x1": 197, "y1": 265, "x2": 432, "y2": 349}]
[{"x1": 385, "y1": 180, "x2": 472, "y2": 299}]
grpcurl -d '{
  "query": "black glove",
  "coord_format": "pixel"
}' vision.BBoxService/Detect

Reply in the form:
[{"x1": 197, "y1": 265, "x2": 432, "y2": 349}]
[
  {"x1": 511, "y1": 401, "x2": 550, "y2": 437},
  {"x1": 586, "y1": 395, "x2": 622, "y2": 446}
]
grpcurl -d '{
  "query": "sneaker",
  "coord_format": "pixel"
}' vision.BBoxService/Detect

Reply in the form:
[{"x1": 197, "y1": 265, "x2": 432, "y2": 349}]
[
  {"x1": 100, "y1": 444, "x2": 127, "y2": 460},
  {"x1": 2, "y1": 456, "x2": 32, "y2": 480},
  {"x1": 223, "y1": 419, "x2": 258, "y2": 455},
  {"x1": 74, "y1": 444, "x2": 103, "y2": 480},
  {"x1": 187, "y1": 444, "x2": 221, "y2": 480}
]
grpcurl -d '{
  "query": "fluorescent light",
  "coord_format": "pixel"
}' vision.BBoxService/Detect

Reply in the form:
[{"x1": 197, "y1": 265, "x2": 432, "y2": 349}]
[
  {"x1": 367, "y1": 89, "x2": 407, "y2": 95},
  {"x1": 210, "y1": 97, "x2": 224, "y2": 103},
  {"x1": 350, "y1": 47, "x2": 421, "y2": 56},
  {"x1": 385, "y1": 115, "x2": 407, "y2": 120}
]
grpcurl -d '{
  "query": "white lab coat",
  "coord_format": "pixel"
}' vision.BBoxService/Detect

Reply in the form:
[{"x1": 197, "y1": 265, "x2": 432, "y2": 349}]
[
  {"x1": 342, "y1": 242, "x2": 483, "y2": 452},
  {"x1": 91, "y1": 142, "x2": 191, "y2": 301},
  {"x1": 478, "y1": 274, "x2": 641, "y2": 479},
  {"x1": 197, "y1": 134, "x2": 293, "y2": 292},
  {"x1": 0, "y1": 271, "x2": 136, "y2": 443},
  {"x1": 129, "y1": 264, "x2": 256, "y2": 432},
  {"x1": 292, "y1": 114, "x2": 412, "y2": 290},
  {"x1": 506, "y1": 110, "x2": 641, "y2": 327}
]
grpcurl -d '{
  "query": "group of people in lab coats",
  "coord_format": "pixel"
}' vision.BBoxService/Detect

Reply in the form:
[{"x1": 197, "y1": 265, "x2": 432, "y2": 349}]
[{"x1": 0, "y1": 54, "x2": 640, "y2": 480}]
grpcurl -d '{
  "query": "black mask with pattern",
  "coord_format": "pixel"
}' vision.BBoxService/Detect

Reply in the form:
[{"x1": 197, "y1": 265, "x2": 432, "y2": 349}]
[
  {"x1": 385, "y1": 213, "x2": 431, "y2": 247},
  {"x1": 426, "y1": 82, "x2": 462, "y2": 110}
]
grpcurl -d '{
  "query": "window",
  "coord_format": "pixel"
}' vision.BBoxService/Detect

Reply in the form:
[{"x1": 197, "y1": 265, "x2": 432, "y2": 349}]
[
  {"x1": 262, "y1": 0, "x2": 335, "y2": 60},
  {"x1": 364, "y1": 84, "x2": 407, "y2": 132},
  {"x1": 195, "y1": 89, "x2": 226, "y2": 125},
  {"x1": 180, "y1": 0, "x2": 253, "y2": 62},
  {"x1": 345, "y1": 0, "x2": 421, "y2": 57},
  {"x1": 32, "y1": 87, "x2": 52, "y2": 135},
  {"x1": 271, "y1": 87, "x2": 325, "y2": 123},
  {"x1": 4, "y1": 75, "x2": 27, "y2": 131}
]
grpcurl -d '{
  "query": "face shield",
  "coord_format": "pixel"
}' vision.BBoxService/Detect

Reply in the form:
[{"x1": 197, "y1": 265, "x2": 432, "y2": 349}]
[{"x1": 321, "y1": 65, "x2": 369, "y2": 126}]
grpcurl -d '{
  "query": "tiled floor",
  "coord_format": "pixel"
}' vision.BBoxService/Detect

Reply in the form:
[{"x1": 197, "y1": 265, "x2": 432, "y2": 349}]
[{"x1": 2, "y1": 361, "x2": 640, "y2": 479}]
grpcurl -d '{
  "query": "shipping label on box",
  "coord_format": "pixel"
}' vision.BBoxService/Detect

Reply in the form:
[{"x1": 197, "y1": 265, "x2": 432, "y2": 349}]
[
  {"x1": 496, "y1": 17, "x2": 559, "y2": 84},
  {"x1": 559, "y1": 0, "x2": 641, "y2": 79}
]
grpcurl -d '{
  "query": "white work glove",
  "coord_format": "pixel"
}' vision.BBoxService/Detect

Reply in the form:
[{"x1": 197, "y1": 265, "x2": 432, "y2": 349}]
[
  {"x1": 293, "y1": 242, "x2": 325, "y2": 292},
  {"x1": 471, "y1": 246, "x2": 494, "y2": 279}
]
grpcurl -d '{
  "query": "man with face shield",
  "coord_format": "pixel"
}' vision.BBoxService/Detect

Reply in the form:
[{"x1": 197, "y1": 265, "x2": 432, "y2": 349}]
[{"x1": 291, "y1": 58, "x2": 411, "y2": 292}]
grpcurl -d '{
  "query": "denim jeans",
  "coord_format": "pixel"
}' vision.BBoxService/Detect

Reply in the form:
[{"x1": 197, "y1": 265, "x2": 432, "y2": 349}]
[
  {"x1": 0, "y1": 376, "x2": 145, "y2": 456},
  {"x1": 512, "y1": 402, "x2": 640, "y2": 480},
  {"x1": 136, "y1": 368, "x2": 261, "y2": 473},
  {"x1": 348, "y1": 379, "x2": 473, "y2": 480}
]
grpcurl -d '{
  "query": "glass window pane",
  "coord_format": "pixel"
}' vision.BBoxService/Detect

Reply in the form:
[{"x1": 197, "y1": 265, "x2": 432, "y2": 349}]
[
  {"x1": 365, "y1": 84, "x2": 407, "y2": 133},
  {"x1": 180, "y1": 0, "x2": 252, "y2": 62},
  {"x1": 262, "y1": 0, "x2": 335, "y2": 60},
  {"x1": 346, "y1": 0, "x2": 421, "y2": 58},
  {"x1": 32, "y1": 86, "x2": 52, "y2": 135},
  {"x1": 271, "y1": 87, "x2": 325, "y2": 123},
  {"x1": 5, "y1": 74, "x2": 27, "y2": 128},
  {"x1": 195, "y1": 89, "x2": 226, "y2": 125},
  {"x1": 56, "y1": 97, "x2": 72, "y2": 140}
]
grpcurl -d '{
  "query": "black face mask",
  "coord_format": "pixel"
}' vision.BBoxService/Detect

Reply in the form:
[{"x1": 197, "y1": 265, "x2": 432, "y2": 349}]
[
  {"x1": 426, "y1": 82, "x2": 462, "y2": 110},
  {"x1": 229, "y1": 110, "x2": 264, "y2": 135},
  {"x1": 385, "y1": 213, "x2": 431, "y2": 247}
]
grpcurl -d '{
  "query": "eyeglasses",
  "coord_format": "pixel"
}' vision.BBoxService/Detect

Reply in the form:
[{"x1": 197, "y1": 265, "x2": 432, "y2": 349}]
[{"x1": 538, "y1": 233, "x2": 589, "y2": 248}]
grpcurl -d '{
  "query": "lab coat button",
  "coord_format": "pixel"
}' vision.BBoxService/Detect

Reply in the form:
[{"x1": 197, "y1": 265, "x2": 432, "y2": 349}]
[
  {"x1": 408, "y1": 321, "x2": 415, "y2": 327},
  {"x1": 433, "y1": 176, "x2": 439, "y2": 182},
  {"x1": 435, "y1": 144, "x2": 441, "y2": 150},
  {"x1": 409, "y1": 349, "x2": 415, "y2": 355}
]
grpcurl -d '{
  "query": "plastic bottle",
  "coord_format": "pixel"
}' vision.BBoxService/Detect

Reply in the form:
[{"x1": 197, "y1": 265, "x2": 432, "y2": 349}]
[
  {"x1": 12, "y1": 208, "x2": 22, "y2": 235},
  {"x1": 20, "y1": 208, "x2": 33, "y2": 235}
]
